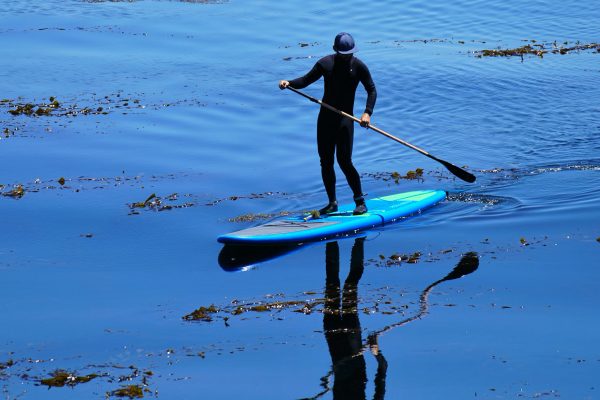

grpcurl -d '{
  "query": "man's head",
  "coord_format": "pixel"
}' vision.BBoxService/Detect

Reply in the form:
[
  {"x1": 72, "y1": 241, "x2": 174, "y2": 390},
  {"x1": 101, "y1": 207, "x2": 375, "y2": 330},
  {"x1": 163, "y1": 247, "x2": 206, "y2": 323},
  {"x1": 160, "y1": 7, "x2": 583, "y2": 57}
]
[{"x1": 333, "y1": 32, "x2": 358, "y2": 55}]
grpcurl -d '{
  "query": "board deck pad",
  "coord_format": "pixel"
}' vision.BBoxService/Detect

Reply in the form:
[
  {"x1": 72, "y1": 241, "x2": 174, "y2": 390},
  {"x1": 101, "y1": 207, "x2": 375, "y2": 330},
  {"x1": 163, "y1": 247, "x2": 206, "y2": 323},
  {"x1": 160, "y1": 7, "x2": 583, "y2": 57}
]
[{"x1": 217, "y1": 190, "x2": 446, "y2": 245}]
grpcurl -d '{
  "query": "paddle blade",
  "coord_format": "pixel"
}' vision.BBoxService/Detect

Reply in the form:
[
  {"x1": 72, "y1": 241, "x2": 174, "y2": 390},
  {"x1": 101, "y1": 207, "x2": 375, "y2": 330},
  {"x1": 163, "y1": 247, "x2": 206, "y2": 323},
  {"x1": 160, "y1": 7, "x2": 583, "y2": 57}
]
[{"x1": 438, "y1": 158, "x2": 477, "y2": 183}]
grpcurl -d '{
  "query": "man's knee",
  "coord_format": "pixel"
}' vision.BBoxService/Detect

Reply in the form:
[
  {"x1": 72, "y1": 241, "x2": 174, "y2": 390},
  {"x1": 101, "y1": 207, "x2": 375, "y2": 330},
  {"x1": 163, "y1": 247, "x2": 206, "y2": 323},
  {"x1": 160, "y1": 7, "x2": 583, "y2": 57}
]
[
  {"x1": 336, "y1": 155, "x2": 354, "y2": 172},
  {"x1": 320, "y1": 156, "x2": 335, "y2": 169}
]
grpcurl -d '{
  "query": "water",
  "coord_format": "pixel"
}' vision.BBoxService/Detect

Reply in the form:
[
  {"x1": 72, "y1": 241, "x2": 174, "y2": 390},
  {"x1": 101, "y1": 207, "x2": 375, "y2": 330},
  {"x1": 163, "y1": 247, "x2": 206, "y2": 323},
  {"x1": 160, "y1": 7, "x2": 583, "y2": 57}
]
[{"x1": 1, "y1": 1, "x2": 599, "y2": 399}]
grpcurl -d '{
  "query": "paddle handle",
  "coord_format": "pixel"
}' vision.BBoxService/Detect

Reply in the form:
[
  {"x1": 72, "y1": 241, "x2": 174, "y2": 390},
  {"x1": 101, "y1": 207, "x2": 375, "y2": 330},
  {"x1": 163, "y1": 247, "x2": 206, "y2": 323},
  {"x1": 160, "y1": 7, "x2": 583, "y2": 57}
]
[{"x1": 285, "y1": 86, "x2": 431, "y2": 157}]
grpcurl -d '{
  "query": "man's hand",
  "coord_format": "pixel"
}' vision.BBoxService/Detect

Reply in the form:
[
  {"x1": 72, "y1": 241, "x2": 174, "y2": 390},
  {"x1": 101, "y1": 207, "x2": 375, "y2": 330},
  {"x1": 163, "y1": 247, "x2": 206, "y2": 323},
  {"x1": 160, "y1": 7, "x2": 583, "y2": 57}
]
[
  {"x1": 279, "y1": 80, "x2": 290, "y2": 90},
  {"x1": 360, "y1": 113, "x2": 371, "y2": 128}
]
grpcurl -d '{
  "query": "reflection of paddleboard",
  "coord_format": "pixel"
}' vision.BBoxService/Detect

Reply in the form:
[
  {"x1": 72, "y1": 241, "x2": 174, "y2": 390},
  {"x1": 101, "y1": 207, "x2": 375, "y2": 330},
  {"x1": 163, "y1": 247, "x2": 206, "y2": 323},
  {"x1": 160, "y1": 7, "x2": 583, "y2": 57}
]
[
  {"x1": 219, "y1": 232, "x2": 368, "y2": 271},
  {"x1": 218, "y1": 243, "x2": 304, "y2": 271},
  {"x1": 217, "y1": 190, "x2": 446, "y2": 245}
]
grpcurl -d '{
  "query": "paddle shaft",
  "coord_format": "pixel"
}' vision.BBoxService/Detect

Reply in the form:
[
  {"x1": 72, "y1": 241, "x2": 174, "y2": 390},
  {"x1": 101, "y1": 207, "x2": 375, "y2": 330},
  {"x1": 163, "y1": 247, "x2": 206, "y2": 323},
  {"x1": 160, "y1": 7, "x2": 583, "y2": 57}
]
[
  {"x1": 286, "y1": 86, "x2": 429, "y2": 154},
  {"x1": 285, "y1": 86, "x2": 476, "y2": 183}
]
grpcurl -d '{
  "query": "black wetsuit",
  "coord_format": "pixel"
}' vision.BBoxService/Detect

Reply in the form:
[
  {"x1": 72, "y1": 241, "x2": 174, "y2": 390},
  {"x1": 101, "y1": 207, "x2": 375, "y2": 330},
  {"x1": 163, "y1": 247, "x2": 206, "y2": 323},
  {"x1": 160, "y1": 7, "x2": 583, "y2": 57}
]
[{"x1": 289, "y1": 54, "x2": 377, "y2": 202}]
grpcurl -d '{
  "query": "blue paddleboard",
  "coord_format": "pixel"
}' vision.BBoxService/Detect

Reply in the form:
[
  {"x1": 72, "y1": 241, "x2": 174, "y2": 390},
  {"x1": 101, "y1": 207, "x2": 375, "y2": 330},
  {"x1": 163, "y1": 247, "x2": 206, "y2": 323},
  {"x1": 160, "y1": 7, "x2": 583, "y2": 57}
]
[{"x1": 217, "y1": 190, "x2": 446, "y2": 245}]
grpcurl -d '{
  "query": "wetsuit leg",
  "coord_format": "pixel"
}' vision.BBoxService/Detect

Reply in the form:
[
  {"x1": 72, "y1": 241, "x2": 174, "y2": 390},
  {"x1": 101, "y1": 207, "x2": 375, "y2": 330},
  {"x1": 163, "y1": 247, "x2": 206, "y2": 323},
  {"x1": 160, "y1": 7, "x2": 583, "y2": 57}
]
[
  {"x1": 336, "y1": 118, "x2": 363, "y2": 199},
  {"x1": 317, "y1": 112, "x2": 337, "y2": 202}
]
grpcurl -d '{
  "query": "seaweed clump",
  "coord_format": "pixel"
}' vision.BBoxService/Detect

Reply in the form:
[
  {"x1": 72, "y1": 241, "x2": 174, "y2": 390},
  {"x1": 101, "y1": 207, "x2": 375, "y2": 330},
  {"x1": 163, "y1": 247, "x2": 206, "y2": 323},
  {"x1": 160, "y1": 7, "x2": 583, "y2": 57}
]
[
  {"x1": 391, "y1": 168, "x2": 424, "y2": 183},
  {"x1": 40, "y1": 370, "x2": 99, "y2": 387},
  {"x1": 366, "y1": 168, "x2": 425, "y2": 184},
  {"x1": 1, "y1": 184, "x2": 25, "y2": 198},
  {"x1": 477, "y1": 44, "x2": 546, "y2": 59},
  {"x1": 7, "y1": 96, "x2": 61, "y2": 117},
  {"x1": 110, "y1": 384, "x2": 145, "y2": 399},
  {"x1": 183, "y1": 305, "x2": 219, "y2": 321},
  {"x1": 183, "y1": 298, "x2": 320, "y2": 322},
  {"x1": 0, "y1": 359, "x2": 15, "y2": 371},
  {"x1": 128, "y1": 193, "x2": 194, "y2": 214},
  {"x1": 476, "y1": 41, "x2": 600, "y2": 60},
  {"x1": 229, "y1": 211, "x2": 291, "y2": 222},
  {"x1": 376, "y1": 251, "x2": 422, "y2": 266}
]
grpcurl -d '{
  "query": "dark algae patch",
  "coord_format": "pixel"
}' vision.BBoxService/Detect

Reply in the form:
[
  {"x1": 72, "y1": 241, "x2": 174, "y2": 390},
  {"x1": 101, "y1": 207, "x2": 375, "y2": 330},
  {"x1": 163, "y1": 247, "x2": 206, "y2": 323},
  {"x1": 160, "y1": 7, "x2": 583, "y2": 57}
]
[
  {"x1": 476, "y1": 40, "x2": 600, "y2": 60},
  {"x1": 183, "y1": 304, "x2": 219, "y2": 321},
  {"x1": 1, "y1": 184, "x2": 25, "y2": 198},
  {"x1": 229, "y1": 211, "x2": 292, "y2": 222},
  {"x1": 0, "y1": 91, "x2": 206, "y2": 140},
  {"x1": 477, "y1": 44, "x2": 547, "y2": 59},
  {"x1": 0, "y1": 359, "x2": 15, "y2": 371},
  {"x1": 184, "y1": 297, "x2": 324, "y2": 322},
  {"x1": 110, "y1": 384, "x2": 145, "y2": 399},
  {"x1": 128, "y1": 192, "x2": 194, "y2": 214},
  {"x1": 391, "y1": 168, "x2": 424, "y2": 182},
  {"x1": 0, "y1": 172, "x2": 200, "y2": 198},
  {"x1": 206, "y1": 191, "x2": 289, "y2": 206},
  {"x1": 375, "y1": 252, "x2": 423, "y2": 267},
  {"x1": 5, "y1": 97, "x2": 107, "y2": 117},
  {"x1": 365, "y1": 168, "x2": 426, "y2": 183},
  {"x1": 40, "y1": 369, "x2": 99, "y2": 387}
]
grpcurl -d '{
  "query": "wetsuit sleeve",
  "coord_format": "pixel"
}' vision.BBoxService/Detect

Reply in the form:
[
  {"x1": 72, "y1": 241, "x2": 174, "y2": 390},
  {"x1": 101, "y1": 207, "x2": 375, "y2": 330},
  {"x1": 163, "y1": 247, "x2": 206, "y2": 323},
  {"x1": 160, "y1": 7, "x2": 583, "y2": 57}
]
[
  {"x1": 358, "y1": 62, "x2": 377, "y2": 116},
  {"x1": 288, "y1": 62, "x2": 323, "y2": 89}
]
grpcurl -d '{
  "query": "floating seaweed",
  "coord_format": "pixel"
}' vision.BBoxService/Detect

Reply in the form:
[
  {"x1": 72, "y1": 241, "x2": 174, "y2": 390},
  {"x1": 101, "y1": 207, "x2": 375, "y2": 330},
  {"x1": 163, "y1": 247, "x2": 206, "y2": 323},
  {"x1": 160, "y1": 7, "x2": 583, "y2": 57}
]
[
  {"x1": 130, "y1": 193, "x2": 157, "y2": 208},
  {"x1": 477, "y1": 44, "x2": 547, "y2": 59},
  {"x1": 109, "y1": 384, "x2": 145, "y2": 399},
  {"x1": 365, "y1": 168, "x2": 425, "y2": 184},
  {"x1": 228, "y1": 211, "x2": 292, "y2": 223},
  {"x1": 307, "y1": 209, "x2": 321, "y2": 220},
  {"x1": 373, "y1": 251, "x2": 423, "y2": 267},
  {"x1": 0, "y1": 359, "x2": 14, "y2": 370},
  {"x1": 183, "y1": 305, "x2": 219, "y2": 321},
  {"x1": 183, "y1": 297, "x2": 324, "y2": 322},
  {"x1": 476, "y1": 41, "x2": 600, "y2": 60},
  {"x1": 128, "y1": 193, "x2": 195, "y2": 214},
  {"x1": 206, "y1": 191, "x2": 289, "y2": 206},
  {"x1": 40, "y1": 370, "x2": 99, "y2": 387},
  {"x1": 2, "y1": 184, "x2": 25, "y2": 198}
]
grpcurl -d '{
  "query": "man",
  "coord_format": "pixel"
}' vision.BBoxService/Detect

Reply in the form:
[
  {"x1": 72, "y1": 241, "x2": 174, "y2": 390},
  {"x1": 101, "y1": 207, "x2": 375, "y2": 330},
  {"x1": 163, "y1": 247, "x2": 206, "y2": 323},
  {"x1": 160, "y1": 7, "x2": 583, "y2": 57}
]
[{"x1": 279, "y1": 32, "x2": 377, "y2": 215}]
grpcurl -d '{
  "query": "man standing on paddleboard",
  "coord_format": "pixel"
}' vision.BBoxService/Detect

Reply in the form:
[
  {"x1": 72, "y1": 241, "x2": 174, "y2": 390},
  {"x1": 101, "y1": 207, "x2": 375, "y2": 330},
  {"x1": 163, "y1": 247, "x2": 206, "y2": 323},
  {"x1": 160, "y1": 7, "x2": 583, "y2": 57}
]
[{"x1": 279, "y1": 32, "x2": 377, "y2": 215}]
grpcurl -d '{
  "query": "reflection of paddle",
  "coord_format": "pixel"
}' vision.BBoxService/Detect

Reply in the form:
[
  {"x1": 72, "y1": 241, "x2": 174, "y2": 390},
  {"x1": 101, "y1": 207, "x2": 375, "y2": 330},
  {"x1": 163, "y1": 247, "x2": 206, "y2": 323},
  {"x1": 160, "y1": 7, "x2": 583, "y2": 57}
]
[
  {"x1": 367, "y1": 251, "x2": 479, "y2": 343},
  {"x1": 305, "y1": 251, "x2": 479, "y2": 400},
  {"x1": 285, "y1": 86, "x2": 476, "y2": 183}
]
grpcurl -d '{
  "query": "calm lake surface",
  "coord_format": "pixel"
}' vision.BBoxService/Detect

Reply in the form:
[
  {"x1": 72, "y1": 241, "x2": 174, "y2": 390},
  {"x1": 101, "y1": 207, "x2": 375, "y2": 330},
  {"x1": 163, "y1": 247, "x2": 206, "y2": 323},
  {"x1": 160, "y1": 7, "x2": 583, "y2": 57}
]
[{"x1": 1, "y1": 1, "x2": 599, "y2": 399}]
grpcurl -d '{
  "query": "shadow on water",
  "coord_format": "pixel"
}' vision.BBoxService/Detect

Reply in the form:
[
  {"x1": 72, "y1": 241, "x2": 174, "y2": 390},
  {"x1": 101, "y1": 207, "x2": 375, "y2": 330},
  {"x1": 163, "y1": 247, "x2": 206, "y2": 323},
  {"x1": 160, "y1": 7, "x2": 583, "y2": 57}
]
[
  {"x1": 313, "y1": 238, "x2": 388, "y2": 400},
  {"x1": 302, "y1": 239, "x2": 479, "y2": 400},
  {"x1": 218, "y1": 243, "x2": 306, "y2": 271},
  {"x1": 218, "y1": 234, "x2": 367, "y2": 271},
  {"x1": 218, "y1": 237, "x2": 479, "y2": 399}
]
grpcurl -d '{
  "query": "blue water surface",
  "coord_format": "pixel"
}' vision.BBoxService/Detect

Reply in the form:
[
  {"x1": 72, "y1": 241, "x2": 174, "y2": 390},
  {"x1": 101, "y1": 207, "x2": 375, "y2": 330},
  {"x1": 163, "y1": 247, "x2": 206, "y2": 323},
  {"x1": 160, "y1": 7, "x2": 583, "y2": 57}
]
[{"x1": 1, "y1": 1, "x2": 599, "y2": 399}]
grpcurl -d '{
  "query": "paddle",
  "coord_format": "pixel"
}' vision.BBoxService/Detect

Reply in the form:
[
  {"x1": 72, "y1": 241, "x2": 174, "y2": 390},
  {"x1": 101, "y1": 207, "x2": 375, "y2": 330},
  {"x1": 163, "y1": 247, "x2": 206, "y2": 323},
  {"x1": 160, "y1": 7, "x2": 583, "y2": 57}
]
[{"x1": 284, "y1": 86, "x2": 476, "y2": 183}]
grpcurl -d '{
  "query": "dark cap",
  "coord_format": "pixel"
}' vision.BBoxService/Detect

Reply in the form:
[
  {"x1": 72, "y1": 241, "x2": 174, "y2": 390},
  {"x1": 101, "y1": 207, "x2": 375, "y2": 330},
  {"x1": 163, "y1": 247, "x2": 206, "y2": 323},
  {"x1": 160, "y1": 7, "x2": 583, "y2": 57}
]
[{"x1": 333, "y1": 32, "x2": 358, "y2": 54}]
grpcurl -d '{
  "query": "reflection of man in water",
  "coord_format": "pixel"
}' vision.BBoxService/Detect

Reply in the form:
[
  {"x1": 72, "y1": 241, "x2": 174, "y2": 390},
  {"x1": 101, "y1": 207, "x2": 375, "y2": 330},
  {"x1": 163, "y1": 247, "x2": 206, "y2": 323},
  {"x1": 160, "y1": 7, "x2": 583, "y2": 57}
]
[{"x1": 324, "y1": 239, "x2": 387, "y2": 399}]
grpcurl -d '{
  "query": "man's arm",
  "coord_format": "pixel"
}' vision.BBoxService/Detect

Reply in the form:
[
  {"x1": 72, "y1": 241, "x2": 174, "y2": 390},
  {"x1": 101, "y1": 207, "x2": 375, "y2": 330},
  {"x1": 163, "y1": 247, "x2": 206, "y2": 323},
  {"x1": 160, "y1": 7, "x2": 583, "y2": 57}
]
[
  {"x1": 279, "y1": 62, "x2": 323, "y2": 90},
  {"x1": 358, "y1": 60, "x2": 377, "y2": 127}
]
